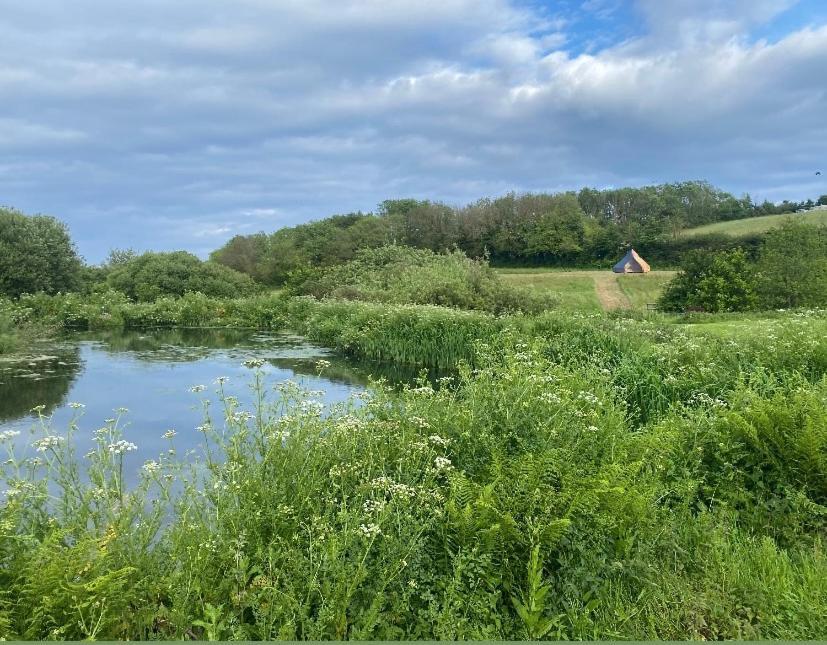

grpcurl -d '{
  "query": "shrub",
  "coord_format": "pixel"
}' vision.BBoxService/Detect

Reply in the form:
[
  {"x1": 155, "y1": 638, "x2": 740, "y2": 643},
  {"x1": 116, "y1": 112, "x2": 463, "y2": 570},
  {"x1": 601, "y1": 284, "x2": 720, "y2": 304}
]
[
  {"x1": 106, "y1": 251, "x2": 260, "y2": 301},
  {"x1": 658, "y1": 249, "x2": 758, "y2": 312},
  {"x1": 288, "y1": 245, "x2": 556, "y2": 314}
]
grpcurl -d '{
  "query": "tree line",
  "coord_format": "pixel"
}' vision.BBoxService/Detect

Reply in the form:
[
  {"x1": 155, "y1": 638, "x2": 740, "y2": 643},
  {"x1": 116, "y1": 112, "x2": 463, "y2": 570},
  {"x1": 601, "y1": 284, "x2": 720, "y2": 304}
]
[
  {"x1": 211, "y1": 182, "x2": 827, "y2": 284},
  {"x1": 2, "y1": 182, "x2": 825, "y2": 300}
]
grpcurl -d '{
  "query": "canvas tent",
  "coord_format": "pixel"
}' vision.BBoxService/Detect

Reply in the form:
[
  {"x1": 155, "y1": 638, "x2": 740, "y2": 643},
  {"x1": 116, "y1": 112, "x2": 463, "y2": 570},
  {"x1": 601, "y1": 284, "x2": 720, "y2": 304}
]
[{"x1": 612, "y1": 248, "x2": 650, "y2": 273}]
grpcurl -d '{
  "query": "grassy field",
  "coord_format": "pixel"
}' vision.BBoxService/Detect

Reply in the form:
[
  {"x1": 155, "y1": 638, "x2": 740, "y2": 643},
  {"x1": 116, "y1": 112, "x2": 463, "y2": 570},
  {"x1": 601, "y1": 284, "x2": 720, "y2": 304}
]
[
  {"x1": 681, "y1": 209, "x2": 827, "y2": 237},
  {"x1": 498, "y1": 269, "x2": 675, "y2": 311},
  {"x1": 496, "y1": 270, "x2": 602, "y2": 311},
  {"x1": 617, "y1": 271, "x2": 676, "y2": 308}
]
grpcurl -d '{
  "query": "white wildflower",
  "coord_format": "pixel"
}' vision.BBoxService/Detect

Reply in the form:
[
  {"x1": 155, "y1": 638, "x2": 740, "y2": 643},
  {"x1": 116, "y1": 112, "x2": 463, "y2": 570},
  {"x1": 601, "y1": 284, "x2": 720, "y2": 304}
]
[
  {"x1": 409, "y1": 416, "x2": 430, "y2": 429},
  {"x1": 0, "y1": 430, "x2": 21, "y2": 442},
  {"x1": 428, "y1": 434, "x2": 448, "y2": 447},
  {"x1": 32, "y1": 436, "x2": 64, "y2": 452},
  {"x1": 390, "y1": 483, "x2": 417, "y2": 498},
  {"x1": 68, "y1": 402, "x2": 85, "y2": 409},
  {"x1": 363, "y1": 499, "x2": 385, "y2": 513},
  {"x1": 189, "y1": 385, "x2": 206, "y2": 393},
  {"x1": 434, "y1": 456, "x2": 452, "y2": 471},
  {"x1": 107, "y1": 440, "x2": 137, "y2": 454},
  {"x1": 359, "y1": 523, "x2": 382, "y2": 538},
  {"x1": 242, "y1": 358, "x2": 265, "y2": 369},
  {"x1": 163, "y1": 429, "x2": 177, "y2": 439},
  {"x1": 214, "y1": 376, "x2": 229, "y2": 385},
  {"x1": 315, "y1": 359, "x2": 331, "y2": 370},
  {"x1": 142, "y1": 460, "x2": 161, "y2": 475}
]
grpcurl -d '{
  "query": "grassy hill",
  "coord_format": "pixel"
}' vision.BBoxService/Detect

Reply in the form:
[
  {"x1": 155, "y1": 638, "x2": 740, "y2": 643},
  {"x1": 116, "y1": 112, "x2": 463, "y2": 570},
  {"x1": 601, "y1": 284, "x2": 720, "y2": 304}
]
[{"x1": 681, "y1": 208, "x2": 827, "y2": 238}]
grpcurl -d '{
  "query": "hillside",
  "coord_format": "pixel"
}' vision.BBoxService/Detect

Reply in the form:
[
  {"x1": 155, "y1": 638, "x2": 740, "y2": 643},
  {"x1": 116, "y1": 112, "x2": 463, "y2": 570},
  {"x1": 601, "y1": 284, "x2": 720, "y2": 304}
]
[{"x1": 681, "y1": 208, "x2": 827, "y2": 238}]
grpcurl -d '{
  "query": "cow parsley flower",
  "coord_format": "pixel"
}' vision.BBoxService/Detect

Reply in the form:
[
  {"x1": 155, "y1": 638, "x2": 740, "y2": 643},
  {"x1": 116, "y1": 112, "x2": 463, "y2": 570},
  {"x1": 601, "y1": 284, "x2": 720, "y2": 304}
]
[
  {"x1": 359, "y1": 523, "x2": 382, "y2": 538},
  {"x1": 33, "y1": 436, "x2": 64, "y2": 452},
  {"x1": 107, "y1": 440, "x2": 137, "y2": 454},
  {"x1": 142, "y1": 460, "x2": 161, "y2": 475}
]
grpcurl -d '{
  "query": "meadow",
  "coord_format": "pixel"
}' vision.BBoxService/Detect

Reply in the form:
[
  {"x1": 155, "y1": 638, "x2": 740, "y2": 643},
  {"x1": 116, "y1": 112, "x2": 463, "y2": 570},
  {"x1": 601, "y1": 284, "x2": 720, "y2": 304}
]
[
  {"x1": 497, "y1": 269, "x2": 676, "y2": 311},
  {"x1": 2, "y1": 284, "x2": 827, "y2": 639}
]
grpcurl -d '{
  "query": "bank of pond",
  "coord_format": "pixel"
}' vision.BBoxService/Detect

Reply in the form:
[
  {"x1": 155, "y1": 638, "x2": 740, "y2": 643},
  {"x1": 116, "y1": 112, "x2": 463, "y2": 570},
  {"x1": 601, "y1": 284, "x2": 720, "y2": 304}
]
[{"x1": 1, "y1": 296, "x2": 826, "y2": 639}]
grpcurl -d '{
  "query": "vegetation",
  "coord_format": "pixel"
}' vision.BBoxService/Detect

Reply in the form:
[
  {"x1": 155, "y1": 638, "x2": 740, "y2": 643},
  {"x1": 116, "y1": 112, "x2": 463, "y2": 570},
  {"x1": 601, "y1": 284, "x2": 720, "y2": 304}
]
[
  {"x1": 212, "y1": 182, "x2": 801, "y2": 280},
  {"x1": 2, "y1": 310, "x2": 827, "y2": 639},
  {"x1": 616, "y1": 272, "x2": 676, "y2": 308},
  {"x1": 288, "y1": 246, "x2": 556, "y2": 314},
  {"x1": 660, "y1": 220, "x2": 827, "y2": 312},
  {"x1": 0, "y1": 207, "x2": 82, "y2": 298},
  {"x1": 3, "y1": 197, "x2": 827, "y2": 639},
  {"x1": 497, "y1": 271, "x2": 603, "y2": 312},
  {"x1": 104, "y1": 251, "x2": 260, "y2": 302}
]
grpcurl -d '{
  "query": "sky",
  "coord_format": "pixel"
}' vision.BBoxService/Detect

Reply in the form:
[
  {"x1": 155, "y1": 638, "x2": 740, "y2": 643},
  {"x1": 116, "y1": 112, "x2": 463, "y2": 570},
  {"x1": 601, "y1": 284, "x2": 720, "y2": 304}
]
[{"x1": 1, "y1": 0, "x2": 826, "y2": 262}]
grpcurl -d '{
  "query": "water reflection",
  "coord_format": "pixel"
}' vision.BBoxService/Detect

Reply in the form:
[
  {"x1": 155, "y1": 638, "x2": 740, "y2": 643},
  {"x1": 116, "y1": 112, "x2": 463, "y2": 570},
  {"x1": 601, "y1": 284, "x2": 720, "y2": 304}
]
[
  {"x1": 0, "y1": 344, "x2": 83, "y2": 421},
  {"x1": 0, "y1": 329, "x2": 442, "y2": 469}
]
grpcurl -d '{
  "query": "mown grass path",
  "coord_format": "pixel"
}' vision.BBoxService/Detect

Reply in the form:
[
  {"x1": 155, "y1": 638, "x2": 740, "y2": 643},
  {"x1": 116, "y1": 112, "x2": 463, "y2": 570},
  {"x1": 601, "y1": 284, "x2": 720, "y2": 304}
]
[
  {"x1": 498, "y1": 269, "x2": 645, "y2": 311},
  {"x1": 591, "y1": 272, "x2": 631, "y2": 310}
]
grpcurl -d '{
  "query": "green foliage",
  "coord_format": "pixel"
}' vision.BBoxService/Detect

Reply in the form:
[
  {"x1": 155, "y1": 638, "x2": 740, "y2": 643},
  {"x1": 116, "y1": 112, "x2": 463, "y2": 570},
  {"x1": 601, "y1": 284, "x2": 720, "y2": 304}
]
[
  {"x1": 106, "y1": 251, "x2": 260, "y2": 301},
  {"x1": 289, "y1": 245, "x2": 557, "y2": 314},
  {"x1": 659, "y1": 220, "x2": 827, "y2": 312},
  {"x1": 211, "y1": 182, "x2": 781, "y2": 281},
  {"x1": 755, "y1": 219, "x2": 827, "y2": 309},
  {"x1": 658, "y1": 249, "x2": 758, "y2": 312},
  {"x1": 0, "y1": 207, "x2": 82, "y2": 298},
  {"x1": 3, "y1": 324, "x2": 827, "y2": 639}
]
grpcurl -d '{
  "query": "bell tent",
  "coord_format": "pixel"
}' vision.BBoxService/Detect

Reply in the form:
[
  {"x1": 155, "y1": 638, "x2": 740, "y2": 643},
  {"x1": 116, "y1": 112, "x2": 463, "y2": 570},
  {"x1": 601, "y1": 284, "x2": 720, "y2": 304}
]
[{"x1": 612, "y1": 248, "x2": 650, "y2": 273}]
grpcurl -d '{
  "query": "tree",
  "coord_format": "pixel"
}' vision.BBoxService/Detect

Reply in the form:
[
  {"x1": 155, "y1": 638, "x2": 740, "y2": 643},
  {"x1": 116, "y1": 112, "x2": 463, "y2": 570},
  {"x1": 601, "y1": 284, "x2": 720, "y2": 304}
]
[
  {"x1": 755, "y1": 219, "x2": 827, "y2": 308},
  {"x1": 0, "y1": 207, "x2": 82, "y2": 297}
]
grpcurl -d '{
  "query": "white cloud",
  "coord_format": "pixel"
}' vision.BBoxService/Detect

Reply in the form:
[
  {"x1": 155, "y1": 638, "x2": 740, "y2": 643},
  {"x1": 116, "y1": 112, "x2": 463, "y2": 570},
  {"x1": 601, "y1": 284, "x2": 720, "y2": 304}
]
[{"x1": 0, "y1": 0, "x2": 825, "y2": 261}]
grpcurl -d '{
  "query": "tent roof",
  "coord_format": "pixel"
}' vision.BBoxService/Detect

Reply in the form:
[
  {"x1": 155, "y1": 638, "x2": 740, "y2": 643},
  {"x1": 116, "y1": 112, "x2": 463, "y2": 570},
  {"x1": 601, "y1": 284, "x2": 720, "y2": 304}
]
[{"x1": 612, "y1": 248, "x2": 650, "y2": 273}]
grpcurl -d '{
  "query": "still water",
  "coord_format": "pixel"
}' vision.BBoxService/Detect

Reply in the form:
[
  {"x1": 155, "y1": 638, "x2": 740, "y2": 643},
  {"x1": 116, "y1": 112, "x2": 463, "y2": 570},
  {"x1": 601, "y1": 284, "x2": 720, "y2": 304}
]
[{"x1": 0, "y1": 328, "x2": 416, "y2": 471}]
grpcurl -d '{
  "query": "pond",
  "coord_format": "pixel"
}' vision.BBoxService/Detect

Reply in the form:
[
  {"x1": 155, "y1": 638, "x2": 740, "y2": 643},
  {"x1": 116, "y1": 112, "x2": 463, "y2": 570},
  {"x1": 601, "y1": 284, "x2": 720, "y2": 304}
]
[{"x1": 0, "y1": 328, "x2": 423, "y2": 475}]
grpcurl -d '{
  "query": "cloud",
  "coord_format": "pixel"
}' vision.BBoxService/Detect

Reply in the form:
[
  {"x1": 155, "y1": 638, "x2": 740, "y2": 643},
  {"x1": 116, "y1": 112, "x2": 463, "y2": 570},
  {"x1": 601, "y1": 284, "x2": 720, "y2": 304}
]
[{"x1": 0, "y1": 0, "x2": 825, "y2": 261}]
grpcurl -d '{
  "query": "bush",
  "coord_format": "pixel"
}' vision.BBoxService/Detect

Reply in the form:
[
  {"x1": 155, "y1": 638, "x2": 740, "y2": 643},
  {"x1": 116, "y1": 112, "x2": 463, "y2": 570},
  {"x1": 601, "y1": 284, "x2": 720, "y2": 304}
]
[
  {"x1": 106, "y1": 251, "x2": 260, "y2": 302},
  {"x1": 288, "y1": 245, "x2": 556, "y2": 314},
  {"x1": 0, "y1": 208, "x2": 82, "y2": 298},
  {"x1": 658, "y1": 249, "x2": 758, "y2": 312}
]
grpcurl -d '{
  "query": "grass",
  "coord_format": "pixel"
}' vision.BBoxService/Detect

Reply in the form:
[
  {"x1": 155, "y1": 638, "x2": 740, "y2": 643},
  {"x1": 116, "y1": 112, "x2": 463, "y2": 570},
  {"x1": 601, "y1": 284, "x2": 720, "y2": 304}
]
[
  {"x1": 499, "y1": 269, "x2": 676, "y2": 311},
  {"x1": 3, "y1": 309, "x2": 827, "y2": 639},
  {"x1": 497, "y1": 271, "x2": 602, "y2": 312},
  {"x1": 681, "y1": 209, "x2": 827, "y2": 238},
  {"x1": 617, "y1": 271, "x2": 676, "y2": 308}
]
